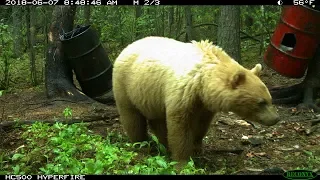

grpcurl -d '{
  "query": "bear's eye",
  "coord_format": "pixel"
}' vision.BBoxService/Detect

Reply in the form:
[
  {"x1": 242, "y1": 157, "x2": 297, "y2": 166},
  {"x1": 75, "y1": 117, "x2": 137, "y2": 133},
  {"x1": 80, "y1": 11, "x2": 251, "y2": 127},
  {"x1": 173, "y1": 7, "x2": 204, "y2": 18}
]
[{"x1": 258, "y1": 98, "x2": 267, "y2": 106}]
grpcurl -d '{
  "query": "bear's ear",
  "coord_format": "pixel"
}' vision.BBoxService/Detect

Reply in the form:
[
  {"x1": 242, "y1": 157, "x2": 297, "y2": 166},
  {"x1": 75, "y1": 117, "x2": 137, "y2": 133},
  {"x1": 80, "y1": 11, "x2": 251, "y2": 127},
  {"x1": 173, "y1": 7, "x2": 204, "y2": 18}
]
[
  {"x1": 231, "y1": 71, "x2": 246, "y2": 89},
  {"x1": 251, "y1": 64, "x2": 262, "y2": 76}
]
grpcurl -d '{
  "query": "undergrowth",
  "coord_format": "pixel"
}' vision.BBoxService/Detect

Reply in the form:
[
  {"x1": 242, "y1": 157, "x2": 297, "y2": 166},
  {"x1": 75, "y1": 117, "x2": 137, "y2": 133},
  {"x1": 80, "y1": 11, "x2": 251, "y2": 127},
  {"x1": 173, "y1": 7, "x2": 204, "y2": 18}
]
[{"x1": 0, "y1": 121, "x2": 206, "y2": 175}]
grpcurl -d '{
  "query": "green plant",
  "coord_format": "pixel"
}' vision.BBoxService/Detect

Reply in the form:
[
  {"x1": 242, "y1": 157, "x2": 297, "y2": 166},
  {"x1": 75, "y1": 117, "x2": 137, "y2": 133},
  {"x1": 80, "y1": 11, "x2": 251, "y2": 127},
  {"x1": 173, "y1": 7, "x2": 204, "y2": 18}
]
[
  {"x1": 63, "y1": 107, "x2": 73, "y2": 119},
  {"x1": 303, "y1": 150, "x2": 320, "y2": 170},
  {"x1": 3, "y1": 122, "x2": 205, "y2": 175}
]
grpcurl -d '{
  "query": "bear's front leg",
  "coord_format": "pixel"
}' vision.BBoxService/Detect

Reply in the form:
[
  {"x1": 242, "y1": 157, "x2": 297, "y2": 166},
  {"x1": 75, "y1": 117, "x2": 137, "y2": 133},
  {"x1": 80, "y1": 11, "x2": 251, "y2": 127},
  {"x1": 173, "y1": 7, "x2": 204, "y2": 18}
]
[
  {"x1": 166, "y1": 112, "x2": 194, "y2": 167},
  {"x1": 192, "y1": 112, "x2": 214, "y2": 155}
]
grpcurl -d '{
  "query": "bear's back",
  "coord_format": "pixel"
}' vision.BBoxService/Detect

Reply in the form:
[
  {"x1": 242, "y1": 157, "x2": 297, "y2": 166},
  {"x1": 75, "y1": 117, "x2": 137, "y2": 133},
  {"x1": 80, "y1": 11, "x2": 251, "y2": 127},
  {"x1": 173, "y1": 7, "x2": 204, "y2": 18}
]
[
  {"x1": 113, "y1": 37, "x2": 204, "y2": 119},
  {"x1": 115, "y1": 37, "x2": 204, "y2": 76}
]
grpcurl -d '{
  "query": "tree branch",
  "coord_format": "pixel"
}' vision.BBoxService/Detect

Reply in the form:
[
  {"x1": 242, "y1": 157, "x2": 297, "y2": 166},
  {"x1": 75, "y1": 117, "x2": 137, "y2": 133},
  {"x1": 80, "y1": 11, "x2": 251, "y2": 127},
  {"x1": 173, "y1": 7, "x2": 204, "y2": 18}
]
[{"x1": 175, "y1": 23, "x2": 269, "y2": 43}]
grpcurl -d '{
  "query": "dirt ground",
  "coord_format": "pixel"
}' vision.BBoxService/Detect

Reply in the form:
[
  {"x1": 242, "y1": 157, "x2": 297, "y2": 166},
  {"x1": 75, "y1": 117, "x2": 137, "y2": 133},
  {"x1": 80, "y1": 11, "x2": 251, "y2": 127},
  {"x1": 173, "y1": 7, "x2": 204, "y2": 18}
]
[{"x1": 0, "y1": 67, "x2": 319, "y2": 174}]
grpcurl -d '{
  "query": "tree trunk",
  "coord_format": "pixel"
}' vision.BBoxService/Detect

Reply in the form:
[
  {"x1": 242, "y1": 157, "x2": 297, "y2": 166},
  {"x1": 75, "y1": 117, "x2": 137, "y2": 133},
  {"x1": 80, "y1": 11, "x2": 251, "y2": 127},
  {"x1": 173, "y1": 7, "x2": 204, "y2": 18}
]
[
  {"x1": 26, "y1": 6, "x2": 38, "y2": 86},
  {"x1": 0, "y1": 38, "x2": 10, "y2": 90},
  {"x1": 84, "y1": 6, "x2": 91, "y2": 24},
  {"x1": 184, "y1": 6, "x2": 193, "y2": 41},
  {"x1": 45, "y1": 6, "x2": 92, "y2": 102},
  {"x1": 175, "y1": 7, "x2": 182, "y2": 39},
  {"x1": 135, "y1": 6, "x2": 142, "y2": 40},
  {"x1": 211, "y1": 6, "x2": 219, "y2": 42},
  {"x1": 12, "y1": 7, "x2": 22, "y2": 58},
  {"x1": 161, "y1": 6, "x2": 165, "y2": 37},
  {"x1": 168, "y1": 6, "x2": 174, "y2": 37},
  {"x1": 42, "y1": 8, "x2": 51, "y2": 83},
  {"x1": 217, "y1": 6, "x2": 241, "y2": 63}
]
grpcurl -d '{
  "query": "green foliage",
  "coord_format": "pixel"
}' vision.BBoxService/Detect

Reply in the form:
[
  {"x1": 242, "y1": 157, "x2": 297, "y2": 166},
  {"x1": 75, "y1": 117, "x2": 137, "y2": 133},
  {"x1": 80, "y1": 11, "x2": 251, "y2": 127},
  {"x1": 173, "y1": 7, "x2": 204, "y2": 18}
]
[
  {"x1": 240, "y1": 6, "x2": 280, "y2": 52},
  {"x1": 303, "y1": 150, "x2": 320, "y2": 170},
  {"x1": 151, "y1": 135, "x2": 167, "y2": 155},
  {"x1": 1, "y1": 122, "x2": 205, "y2": 175},
  {"x1": 63, "y1": 107, "x2": 73, "y2": 119},
  {"x1": 0, "y1": 6, "x2": 282, "y2": 89}
]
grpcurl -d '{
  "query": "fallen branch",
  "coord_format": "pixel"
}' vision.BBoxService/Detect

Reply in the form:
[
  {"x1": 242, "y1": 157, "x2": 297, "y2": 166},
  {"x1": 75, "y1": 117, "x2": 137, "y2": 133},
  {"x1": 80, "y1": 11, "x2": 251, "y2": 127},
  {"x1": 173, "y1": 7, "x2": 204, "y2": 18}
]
[
  {"x1": 0, "y1": 113, "x2": 119, "y2": 130},
  {"x1": 288, "y1": 118, "x2": 320, "y2": 124},
  {"x1": 241, "y1": 31, "x2": 274, "y2": 40},
  {"x1": 205, "y1": 148, "x2": 244, "y2": 155},
  {"x1": 25, "y1": 98, "x2": 93, "y2": 106}
]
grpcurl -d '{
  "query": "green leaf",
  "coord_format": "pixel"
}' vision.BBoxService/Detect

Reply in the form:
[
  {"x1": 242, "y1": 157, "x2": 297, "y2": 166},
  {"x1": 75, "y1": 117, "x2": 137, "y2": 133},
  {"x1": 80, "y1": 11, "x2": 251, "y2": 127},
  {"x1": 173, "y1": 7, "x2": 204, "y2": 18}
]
[
  {"x1": 303, "y1": 150, "x2": 313, "y2": 156},
  {"x1": 12, "y1": 154, "x2": 24, "y2": 161},
  {"x1": 156, "y1": 159, "x2": 167, "y2": 168},
  {"x1": 12, "y1": 165, "x2": 20, "y2": 174},
  {"x1": 151, "y1": 135, "x2": 159, "y2": 144}
]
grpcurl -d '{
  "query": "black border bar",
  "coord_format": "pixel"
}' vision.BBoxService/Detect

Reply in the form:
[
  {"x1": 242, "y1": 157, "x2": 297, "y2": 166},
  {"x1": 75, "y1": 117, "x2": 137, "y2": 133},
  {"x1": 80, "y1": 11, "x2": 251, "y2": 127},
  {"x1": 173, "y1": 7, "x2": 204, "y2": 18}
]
[{"x1": 1, "y1": 0, "x2": 305, "y2": 5}]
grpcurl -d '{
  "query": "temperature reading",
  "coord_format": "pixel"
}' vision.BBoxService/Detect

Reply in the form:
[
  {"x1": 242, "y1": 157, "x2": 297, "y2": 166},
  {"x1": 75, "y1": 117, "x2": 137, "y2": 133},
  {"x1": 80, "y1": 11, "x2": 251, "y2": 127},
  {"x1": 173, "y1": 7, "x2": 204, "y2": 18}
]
[
  {"x1": 293, "y1": 0, "x2": 304, "y2": 5},
  {"x1": 293, "y1": 0, "x2": 315, "y2": 5},
  {"x1": 308, "y1": 0, "x2": 315, "y2": 5}
]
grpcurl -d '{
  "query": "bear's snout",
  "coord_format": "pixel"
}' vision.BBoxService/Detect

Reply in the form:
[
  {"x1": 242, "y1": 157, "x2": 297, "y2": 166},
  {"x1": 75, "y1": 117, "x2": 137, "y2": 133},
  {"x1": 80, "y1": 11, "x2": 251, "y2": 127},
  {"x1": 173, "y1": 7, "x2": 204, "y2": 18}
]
[
  {"x1": 261, "y1": 114, "x2": 280, "y2": 126},
  {"x1": 258, "y1": 106, "x2": 280, "y2": 126}
]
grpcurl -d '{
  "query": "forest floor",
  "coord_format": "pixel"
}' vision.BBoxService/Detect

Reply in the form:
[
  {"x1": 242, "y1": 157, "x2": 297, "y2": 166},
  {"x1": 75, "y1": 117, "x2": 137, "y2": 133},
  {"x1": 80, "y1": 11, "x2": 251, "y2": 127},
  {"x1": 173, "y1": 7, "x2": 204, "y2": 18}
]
[{"x1": 0, "y1": 66, "x2": 320, "y2": 175}]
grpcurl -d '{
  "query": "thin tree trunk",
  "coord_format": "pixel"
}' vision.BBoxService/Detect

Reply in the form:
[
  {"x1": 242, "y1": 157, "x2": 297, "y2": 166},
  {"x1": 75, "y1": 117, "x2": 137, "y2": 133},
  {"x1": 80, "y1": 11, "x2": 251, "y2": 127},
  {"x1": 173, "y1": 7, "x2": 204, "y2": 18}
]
[
  {"x1": 135, "y1": 6, "x2": 142, "y2": 39},
  {"x1": 217, "y1": 6, "x2": 241, "y2": 63},
  {"x1": 1, "y1": 38, "x2": 10, "y2": 90},
  {"x1": 175, "y1": 7, "x2": 182, "y2": 39},
  {"x1": 184, "y1": 6, "x2": 193, "y2": 41},
  {"x1": 26, "y1": 6, "x2": 38, "y2": 86},
  {"x1": 12, "y1": 7, "x2": 22, "y2": 58},
  {"x1": 161, "y1": 6, "x2": 165, "y2": 36},
  {"x1": 84, "y1": 6, "x2": 91, "y2": 24},
  {"x1": 42, "y1": 8, "x2": 51, "y2": 83},
  {"x1": 168, "y1": 6, "x2": 174, "y2": 37}
]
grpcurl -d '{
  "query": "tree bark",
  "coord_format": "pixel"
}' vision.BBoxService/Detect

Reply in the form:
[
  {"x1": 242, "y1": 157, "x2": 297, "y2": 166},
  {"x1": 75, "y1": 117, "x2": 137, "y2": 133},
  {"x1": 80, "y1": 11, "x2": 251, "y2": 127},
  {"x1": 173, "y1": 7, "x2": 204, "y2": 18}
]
[
  {"x1": 161, "y1": 6, "x2": 165, "y2": 37},
  {"x1": 26, "y1": 6, "x2": 38, "y2": 86},
  {"x1": 12, "y1": 7, "x2": 22, "y2": 58},
  {"x1": 175, "y1": 7, "x2": 182, "y2": 39},
  {"x1": 168, "y1": 7, "x2": 174, "y2": 38},
  {"x1": 45, "y1": 6, "x2": 92, "y2": 102},
  {"x1": 84, "y1": 6, "x2": 91, "y2": 24},
  {"x1": 135, "y1": 6, "x2": 142, "y2": 40},
  {"x1": 217, "y1": 6, "x2": 241, "y2": 63},
  {"x1": 184, "y1": 6, "x2": 193, "y2": 41},
  {"x1": 42, "y1": 8, "x2": 52, "y2": 82}
]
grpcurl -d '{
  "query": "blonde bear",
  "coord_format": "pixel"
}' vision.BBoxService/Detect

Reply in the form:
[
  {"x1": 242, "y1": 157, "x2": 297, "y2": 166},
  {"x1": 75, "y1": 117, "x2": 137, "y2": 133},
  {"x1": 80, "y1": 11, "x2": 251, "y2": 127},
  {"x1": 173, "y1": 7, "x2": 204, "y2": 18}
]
[{"x1": 112, "y1": 36, "x2": 279, "y2": 164}]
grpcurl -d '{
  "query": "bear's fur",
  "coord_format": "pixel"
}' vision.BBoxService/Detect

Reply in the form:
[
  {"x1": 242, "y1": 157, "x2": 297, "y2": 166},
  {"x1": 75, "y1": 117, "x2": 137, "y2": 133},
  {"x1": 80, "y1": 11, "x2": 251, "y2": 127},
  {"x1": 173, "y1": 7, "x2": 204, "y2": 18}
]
[{"x1": 112, "y1": 36, "x2": 279, "y2": 164}]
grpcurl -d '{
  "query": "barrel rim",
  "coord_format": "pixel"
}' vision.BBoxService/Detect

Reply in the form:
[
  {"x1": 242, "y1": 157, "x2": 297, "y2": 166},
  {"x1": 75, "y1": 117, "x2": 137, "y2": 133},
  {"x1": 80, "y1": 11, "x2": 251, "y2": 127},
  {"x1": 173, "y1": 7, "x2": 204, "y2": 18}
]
[
  {"x1": 279, "y1": 17, "x2": 320, "y2": 35},
  {"x1": 301, "y1": 4, "x2": 320, "y2": 13},
  {"x1": 269, "y1": 42, "x2": 310, "y2": 60},
  {"x1": 60, "y1": 25, "x2": 92, "y2": 42}
]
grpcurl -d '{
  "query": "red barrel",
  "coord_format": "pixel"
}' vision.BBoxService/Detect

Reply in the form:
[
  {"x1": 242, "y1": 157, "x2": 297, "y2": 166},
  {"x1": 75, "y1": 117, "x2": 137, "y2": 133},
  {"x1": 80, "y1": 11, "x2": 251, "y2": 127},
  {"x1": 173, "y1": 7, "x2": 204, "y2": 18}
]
[{"x1": 264, "y1": 5, "x2": 320, "y2": 78}]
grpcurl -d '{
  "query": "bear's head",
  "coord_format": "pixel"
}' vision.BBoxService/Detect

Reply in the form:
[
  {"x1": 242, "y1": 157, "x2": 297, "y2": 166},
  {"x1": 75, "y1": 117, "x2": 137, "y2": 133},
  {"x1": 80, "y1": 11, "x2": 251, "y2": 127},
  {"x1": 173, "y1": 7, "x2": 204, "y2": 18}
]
[
  {"x1": 201, "y1": 62, "x2": 279, "y2": 126},
  {"x1": 225, "y1": 64, "x2": 280, "y2": 126}
]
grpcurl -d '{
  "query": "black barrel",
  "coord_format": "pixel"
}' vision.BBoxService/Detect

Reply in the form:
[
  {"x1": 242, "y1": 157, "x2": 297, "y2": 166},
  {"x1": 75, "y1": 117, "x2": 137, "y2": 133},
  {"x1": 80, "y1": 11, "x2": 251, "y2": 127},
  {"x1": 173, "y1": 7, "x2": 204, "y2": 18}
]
[{"x1": 60, "y1": 25, "x2": 113, "y2": 98}]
